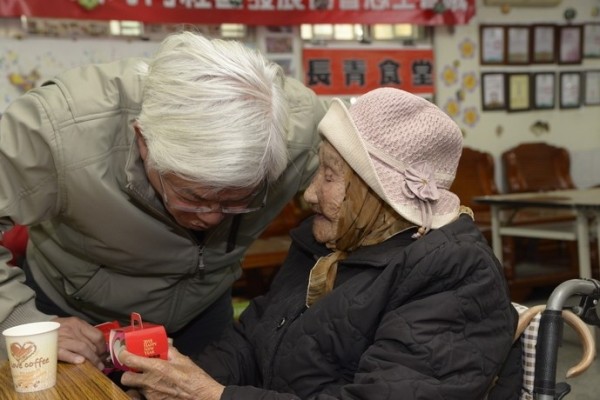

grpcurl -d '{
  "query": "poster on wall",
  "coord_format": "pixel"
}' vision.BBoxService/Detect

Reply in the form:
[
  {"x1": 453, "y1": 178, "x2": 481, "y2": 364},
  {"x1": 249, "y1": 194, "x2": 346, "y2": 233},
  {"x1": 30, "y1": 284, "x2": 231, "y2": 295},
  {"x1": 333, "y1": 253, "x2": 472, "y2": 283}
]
[
  {"x1": 559, "y1": 71, "x2": 582, "y2": 109},
  {"x1": 303, "y1": 47, "x2": 434, "y2": 96},
  {"x1": 583, "y1": 23, "x2": 600, "y2": 58},
  {"x1": 258, "y1": 26, "x2": 299, "y2": 79},
  {"x1": 507, "y1": 73, "x2": 531, "y2": 112},
  {"x1": 531, "y1": 24, "x2": 556, "y2": 64},
  {"x1": 0, "y1": 0, "x2": 476, "y2": 26},
  {"x1": 558, "y1": 25, "x2": 583, "y2": 65},
  {"x1": 481, "y1": 72, "x2": 506, "y2": 111},
  {"x1": 506, "y1": 25, "x2": 530, "y2": 64},
  {"x1": 480, "y1": 25, "x2": 505, "y2": 65},
  {"x1": 583, "y1": 70, "x2": 600, "y2": 106},
  {"x1": 532, "y1": 72, "x2": 555, "y2": 109}
]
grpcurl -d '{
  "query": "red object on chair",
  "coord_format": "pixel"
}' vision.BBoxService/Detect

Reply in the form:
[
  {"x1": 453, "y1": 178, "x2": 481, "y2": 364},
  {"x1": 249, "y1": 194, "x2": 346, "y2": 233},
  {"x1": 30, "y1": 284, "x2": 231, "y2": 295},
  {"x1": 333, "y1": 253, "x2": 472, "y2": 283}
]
[{"x1": 1, "y1": 225, "x2": 28, "y2": 266}]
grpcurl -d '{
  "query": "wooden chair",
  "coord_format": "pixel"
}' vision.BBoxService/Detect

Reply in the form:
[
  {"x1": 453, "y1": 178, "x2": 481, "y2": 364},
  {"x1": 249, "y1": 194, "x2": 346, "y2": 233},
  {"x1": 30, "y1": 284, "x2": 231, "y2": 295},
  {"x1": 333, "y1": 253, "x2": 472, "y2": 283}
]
[
  {"x1": 451, "y1": 146, "x2": 578, "y2": 302},
  {"x1": 451, "y1": 147, "x2": 532, "y2": 299},
  {"x1": 500, "y1": 142, "x2": 580, "y2": 300},
  {"x1": 502, "y1": 142, "x2": 575, "y2": 193},
  {"x1": 450, "y1": 147, "x2": 499, "y2": 241},
  {"x1": 235, "y1": 195, "x2": 311, "y2": 298}
]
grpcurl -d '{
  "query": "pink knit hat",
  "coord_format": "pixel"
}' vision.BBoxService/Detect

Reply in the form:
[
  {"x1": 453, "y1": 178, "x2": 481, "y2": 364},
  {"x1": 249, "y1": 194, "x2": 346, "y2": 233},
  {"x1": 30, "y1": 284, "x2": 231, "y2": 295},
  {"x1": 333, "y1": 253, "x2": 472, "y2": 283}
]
[{"x1": 318, "y1": 88, "x2": 462, "y2": 233}]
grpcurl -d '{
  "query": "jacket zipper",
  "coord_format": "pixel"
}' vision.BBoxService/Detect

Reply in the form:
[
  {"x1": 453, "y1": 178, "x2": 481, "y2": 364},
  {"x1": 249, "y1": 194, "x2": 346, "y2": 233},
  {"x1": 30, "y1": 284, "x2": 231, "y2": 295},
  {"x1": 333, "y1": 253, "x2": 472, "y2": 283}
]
[
  {"x1": 196, "y1": 244, "x2": 205, "y2": 279},
  {"x1": 264, "y1": 305, "x2": 308, "y2": 387},
  {"x1": 127, "y1": 182, "x2": 208, "y2": 277}
]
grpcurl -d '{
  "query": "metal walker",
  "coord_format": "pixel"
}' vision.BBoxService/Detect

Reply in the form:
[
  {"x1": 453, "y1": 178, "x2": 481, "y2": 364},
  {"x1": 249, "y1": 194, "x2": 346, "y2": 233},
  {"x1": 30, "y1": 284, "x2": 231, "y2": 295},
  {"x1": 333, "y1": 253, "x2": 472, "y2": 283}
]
[{"x1": 534, "y1": 278, "x2": 600, "y2": 399}]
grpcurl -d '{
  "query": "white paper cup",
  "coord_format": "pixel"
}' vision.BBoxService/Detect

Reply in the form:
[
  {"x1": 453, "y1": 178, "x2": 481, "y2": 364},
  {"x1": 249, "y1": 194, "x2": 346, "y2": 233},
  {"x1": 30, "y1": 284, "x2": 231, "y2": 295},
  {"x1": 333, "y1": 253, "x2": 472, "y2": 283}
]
[{"x1": 2, "y1": 321, "x2": 60, "y2": 393}]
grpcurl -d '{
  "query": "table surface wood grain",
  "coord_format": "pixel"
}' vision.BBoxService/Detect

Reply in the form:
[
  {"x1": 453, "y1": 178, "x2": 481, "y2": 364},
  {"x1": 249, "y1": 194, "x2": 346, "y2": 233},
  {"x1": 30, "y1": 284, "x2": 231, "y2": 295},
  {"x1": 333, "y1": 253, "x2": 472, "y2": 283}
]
[{"x1": 0, "y1": 360, "x2": 129, "y2": 399}]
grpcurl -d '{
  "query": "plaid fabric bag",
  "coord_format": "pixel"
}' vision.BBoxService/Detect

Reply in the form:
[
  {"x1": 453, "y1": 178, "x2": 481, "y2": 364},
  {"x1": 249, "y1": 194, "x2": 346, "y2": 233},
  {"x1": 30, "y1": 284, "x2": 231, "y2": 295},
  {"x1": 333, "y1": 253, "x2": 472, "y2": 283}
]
[{"x1": 512, "y1": 303, "x2": 540, "y2": 400}]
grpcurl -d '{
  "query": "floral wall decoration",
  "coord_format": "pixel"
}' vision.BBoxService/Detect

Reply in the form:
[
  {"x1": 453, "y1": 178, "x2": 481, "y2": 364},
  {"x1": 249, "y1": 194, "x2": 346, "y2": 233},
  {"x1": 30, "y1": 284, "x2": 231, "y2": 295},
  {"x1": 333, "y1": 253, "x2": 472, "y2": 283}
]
[
  {"x1": 8, "y1": 69, "x2": 40, "y2": 93},
  {"x1": 462, "y1": 71, "x2": 478, "y2": 93},
  {"x1": 458, "y1": 38, "x2": 476, "y2": 59},
  {"x1": 441, "y1": 64, "x2": 459, "y2": 86},
  {"x1": 462, "y1": 106, "x2": 480, "y2": 127},
  {"x1": 0, "y1": 38, "x2": 157, "y2": 111},
  {"x1": 443, "y1": 97, "x2": 461, "y2": 118},
  {"x1": 438, "y1": 31, "x2": 482, "y2": 134}
]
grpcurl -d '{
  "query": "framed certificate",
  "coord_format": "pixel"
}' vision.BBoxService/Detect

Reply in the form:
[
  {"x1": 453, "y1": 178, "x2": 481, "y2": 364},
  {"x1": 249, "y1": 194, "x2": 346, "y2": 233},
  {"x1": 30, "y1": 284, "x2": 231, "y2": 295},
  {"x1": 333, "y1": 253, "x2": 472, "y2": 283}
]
[
  {"x1": 507, "y1": 73, "x2": 531, "y2": 112},
  {"x1": 531, "y1": 24, "x2": 556, "y2": 63},
  {"x1": 532, "y1": 72, "x2": 555, "y2": 109},
  {"x1": 507, "y1": 25, "x2": 530, "y2": 64},
  {"x1": 558, "y1": 25, "x2": 583, "y2": 64},
  {"x1": 559, "y1": 71, "x2": 582, "y2": 108},
  {"x1": 480, "y1": 25, "x2": 505, "y2": 65},
  {"x1": 481, "y1": 73, "x2": 506, "y2": 111},
  {"x1": 583, "y1": 70, "x2": 600, "y2": 105},
  {"x1": 583, "y1": 23, "x2": 600, "y2": 58}
]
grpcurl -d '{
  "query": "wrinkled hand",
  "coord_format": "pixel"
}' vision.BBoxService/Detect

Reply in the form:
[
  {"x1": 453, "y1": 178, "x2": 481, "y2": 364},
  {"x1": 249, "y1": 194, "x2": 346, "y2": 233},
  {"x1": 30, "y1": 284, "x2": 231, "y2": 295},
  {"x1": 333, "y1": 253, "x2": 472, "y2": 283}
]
[
  {"x1": 125, "y1": 389, "x2": 143, "y2": 400},
  {"x1": 53, "y1": 317, "x2": 105, "y2": 370},
  {"x1": 120, "y1": 345, "x2": 224, "y2": 400}
]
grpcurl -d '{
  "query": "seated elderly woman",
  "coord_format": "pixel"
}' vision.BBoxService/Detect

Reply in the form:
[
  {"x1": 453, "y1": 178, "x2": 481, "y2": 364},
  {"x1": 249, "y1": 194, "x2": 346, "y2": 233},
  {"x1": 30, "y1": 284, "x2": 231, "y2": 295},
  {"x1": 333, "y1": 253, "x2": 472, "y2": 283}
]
[{"x1": 119, "y1": 88, "x2": 519, "y2": 400}]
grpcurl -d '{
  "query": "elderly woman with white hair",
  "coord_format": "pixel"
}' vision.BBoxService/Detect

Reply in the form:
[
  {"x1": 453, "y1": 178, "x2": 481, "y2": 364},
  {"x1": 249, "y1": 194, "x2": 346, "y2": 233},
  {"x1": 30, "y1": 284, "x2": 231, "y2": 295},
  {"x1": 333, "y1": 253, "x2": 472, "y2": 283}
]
[{"x1": 120, "y1": 88, "x2": 519, "y2": 400}]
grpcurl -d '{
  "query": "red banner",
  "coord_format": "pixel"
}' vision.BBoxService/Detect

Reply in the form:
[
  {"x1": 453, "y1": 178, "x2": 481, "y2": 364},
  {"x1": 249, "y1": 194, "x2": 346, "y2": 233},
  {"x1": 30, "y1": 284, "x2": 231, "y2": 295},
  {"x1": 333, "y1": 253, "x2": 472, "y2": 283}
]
[
  {"x1": 0, "y1": 0, "x2": 475, "y2": 26},
  {"x1": 303, "y1": 47, "x2": 434, "y2": 95}
]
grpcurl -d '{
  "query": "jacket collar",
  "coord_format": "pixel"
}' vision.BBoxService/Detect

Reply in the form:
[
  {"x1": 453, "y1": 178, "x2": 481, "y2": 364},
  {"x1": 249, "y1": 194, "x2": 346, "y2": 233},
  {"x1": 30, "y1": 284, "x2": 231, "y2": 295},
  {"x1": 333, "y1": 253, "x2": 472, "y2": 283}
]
[
  {"x1": 123, "y1": 129, "x2": 165, "y2": 212},
  {"x1": 291, "y1": 216, "x2": 417, "y2": 269}
]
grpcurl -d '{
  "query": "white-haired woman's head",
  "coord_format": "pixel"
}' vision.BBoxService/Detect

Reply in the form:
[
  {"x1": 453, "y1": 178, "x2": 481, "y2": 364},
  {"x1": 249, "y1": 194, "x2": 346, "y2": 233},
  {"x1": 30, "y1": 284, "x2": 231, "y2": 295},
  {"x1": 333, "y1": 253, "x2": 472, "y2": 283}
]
[{"x1": 138, "y1": 31, "x2": 289, "y2": 189}]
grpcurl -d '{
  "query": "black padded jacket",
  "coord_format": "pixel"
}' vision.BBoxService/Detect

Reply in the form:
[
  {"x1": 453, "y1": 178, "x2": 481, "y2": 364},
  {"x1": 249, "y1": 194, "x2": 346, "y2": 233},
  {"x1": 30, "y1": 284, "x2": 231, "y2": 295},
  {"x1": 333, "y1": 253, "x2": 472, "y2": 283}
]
[{"x1": 196, "y1": 214, "x2": 520, "y2": 400}]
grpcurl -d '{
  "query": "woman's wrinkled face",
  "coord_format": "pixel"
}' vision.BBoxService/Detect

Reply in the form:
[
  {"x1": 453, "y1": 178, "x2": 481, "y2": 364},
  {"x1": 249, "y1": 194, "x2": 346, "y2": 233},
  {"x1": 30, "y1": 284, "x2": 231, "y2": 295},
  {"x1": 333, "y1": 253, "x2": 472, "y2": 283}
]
[{"x1": 303, "y1": 141, "x2": 349, "y2": 244}]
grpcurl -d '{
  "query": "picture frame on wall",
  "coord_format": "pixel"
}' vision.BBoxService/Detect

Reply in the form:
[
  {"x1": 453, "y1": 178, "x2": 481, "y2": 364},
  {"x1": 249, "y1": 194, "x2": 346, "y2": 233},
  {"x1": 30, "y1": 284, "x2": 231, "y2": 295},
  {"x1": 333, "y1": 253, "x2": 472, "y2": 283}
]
[
  {"x1": 481, "y1": 72, "x2": 506, "y2": 110},
  {"x1": 531, "y1": 24, "x2": 556, "y2": 63},
  {"x1": 532, "y1": 72, "x2": 555, "y2": 109},
  {"x1": 583, "y1": 23, "x2": 600, "y2": 58},
  {"x1": 507, "y1": 73, "x2": 531, "y2": 112},
  {"x1": 507, "y1": 25, "x2": 530, "y2": 64},
  {"x1": 559, "y1": 71, "x2": 582, "y2": 108},
  {"x1": 480, "y1": 25, "x2": 505, "y2": 65},
  {"x1": 265, "y1": 36, "x2": 294, "y2": 54},
  {"x1": 583, "y1": 70, "x2": 600, "y2": 105},
  {"x1": 558, "y1": 25, "x2": 583, "y2": 64}
]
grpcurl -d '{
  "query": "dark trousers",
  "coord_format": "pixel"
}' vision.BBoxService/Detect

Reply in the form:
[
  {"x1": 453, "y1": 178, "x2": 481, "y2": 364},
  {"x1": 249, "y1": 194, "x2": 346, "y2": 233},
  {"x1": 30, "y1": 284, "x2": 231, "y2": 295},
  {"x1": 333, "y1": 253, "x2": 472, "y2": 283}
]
[{"x1": 22, "y1": 260, "x2": 233, "y2": 357}]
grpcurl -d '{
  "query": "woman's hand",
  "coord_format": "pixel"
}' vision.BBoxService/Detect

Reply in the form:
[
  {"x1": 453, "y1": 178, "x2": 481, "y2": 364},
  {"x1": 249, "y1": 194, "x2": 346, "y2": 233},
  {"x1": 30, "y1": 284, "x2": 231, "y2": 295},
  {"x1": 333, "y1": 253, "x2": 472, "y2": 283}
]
[
  {"x1": 53, "y1": 317, "x2": 106, "y2": 370},
  {"x1": 119, "y1": 345, "x2": 224, "y2": 400}
]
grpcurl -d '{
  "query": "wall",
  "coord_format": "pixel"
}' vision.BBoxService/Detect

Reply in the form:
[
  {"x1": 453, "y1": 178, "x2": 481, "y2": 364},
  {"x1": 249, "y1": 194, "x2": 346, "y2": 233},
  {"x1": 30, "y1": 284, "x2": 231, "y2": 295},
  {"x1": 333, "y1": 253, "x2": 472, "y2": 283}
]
[
  {"x1": 2, "y1": 3, "x2": 599, "y2": 188},
  {"x1": 0, "y1": 37, "x2": 158, "y2": 111},
  {"x1": 434, "y1": 0, "x2": 600, "y2": 190}
]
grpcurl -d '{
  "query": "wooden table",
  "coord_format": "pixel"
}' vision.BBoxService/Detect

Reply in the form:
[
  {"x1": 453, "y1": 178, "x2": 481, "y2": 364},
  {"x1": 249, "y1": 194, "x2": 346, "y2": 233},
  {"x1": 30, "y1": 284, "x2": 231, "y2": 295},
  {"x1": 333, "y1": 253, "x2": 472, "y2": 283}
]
[
  {"x1": 0, "y1": 360, "x2": 129, "y2": 399},
  {"x1": 474, "y1": 187, "x2": 600, "y2": 280}
]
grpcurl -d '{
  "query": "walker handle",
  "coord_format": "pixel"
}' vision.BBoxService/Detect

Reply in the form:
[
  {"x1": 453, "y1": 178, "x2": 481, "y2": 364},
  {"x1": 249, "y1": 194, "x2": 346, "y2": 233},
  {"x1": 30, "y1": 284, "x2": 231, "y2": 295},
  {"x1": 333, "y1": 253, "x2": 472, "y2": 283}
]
[{"x1": 534, "y1": 310, "x2": 563, "y2": 399}]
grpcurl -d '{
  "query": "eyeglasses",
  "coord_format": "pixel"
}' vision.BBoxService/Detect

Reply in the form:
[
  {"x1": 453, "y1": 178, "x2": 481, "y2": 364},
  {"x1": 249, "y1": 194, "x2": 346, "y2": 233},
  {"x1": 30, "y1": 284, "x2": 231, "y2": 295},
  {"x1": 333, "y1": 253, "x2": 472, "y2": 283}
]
[{"x1": 158, "y1": 173, "x2": 267, "y2": 214}]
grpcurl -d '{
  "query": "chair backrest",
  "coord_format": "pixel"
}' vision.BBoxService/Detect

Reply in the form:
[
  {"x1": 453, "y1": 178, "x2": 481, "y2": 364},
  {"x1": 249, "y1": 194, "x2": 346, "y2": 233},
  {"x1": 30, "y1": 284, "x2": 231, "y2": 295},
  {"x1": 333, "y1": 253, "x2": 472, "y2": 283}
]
[
  {"x1": 258, "y1": 196, "x2": 307, "y2": 237},
  {"x1": 501, "y1": 142, "x2": 575, "y2": 193},
  {"x1": 241, "y1": 194, "x2": 310, "y2": 272},
  {"x1": 450, "y1": 147, "x2": 499, "y2": 214}
]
